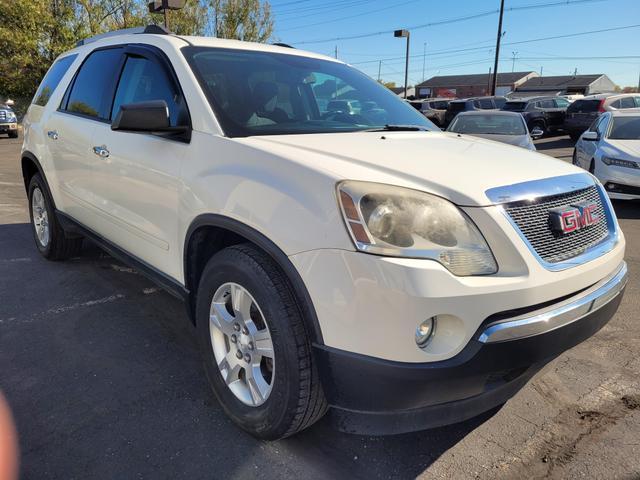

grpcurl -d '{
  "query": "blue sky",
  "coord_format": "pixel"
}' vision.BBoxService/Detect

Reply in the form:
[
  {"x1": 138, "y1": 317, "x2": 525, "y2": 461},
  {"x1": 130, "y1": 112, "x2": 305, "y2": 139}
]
[{"x1": 270, "y1": 0, "x2": 640, "y2": 88}]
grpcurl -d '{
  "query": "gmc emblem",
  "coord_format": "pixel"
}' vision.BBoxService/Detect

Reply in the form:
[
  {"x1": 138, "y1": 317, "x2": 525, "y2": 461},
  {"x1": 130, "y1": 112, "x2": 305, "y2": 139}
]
[{"x1": 549, "y1": 202, "x2": 600, "y2": 235}]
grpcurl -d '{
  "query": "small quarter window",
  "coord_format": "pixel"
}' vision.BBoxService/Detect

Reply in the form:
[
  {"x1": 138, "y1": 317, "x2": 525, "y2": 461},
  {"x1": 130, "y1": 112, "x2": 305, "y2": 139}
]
[{"x1": 32, "y1": 55, "x2": 77, "y2": 107}]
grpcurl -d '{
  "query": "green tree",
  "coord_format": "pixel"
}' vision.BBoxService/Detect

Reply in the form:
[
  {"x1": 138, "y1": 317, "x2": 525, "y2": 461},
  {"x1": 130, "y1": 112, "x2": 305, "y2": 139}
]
[{"x1": 209, "y1": 0, "x2": 273, "y2": 42}]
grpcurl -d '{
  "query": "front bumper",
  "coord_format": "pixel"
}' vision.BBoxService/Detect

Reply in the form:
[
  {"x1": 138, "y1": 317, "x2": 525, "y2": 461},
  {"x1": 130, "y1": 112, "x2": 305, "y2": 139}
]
[
  {"x1": 597, "y1": 163, "x2": 640, "y2": 199},
  {"x1": 315, "y1": 262, "x2": 627, "y2": 434},
  {"x1": 0, "y1": 122, "x2": 17, "y2": 133}
]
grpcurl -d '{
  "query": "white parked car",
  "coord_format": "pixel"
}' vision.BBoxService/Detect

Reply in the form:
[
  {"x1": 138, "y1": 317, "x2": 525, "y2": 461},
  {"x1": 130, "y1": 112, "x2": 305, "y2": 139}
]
[
  {"x1": 446, "y1": 110, "x2": 541, "y2": 150},
  {"x1": 573, "y1": 111, "x2": 640, "y2": 199},
  {"x1": 22, "y1": 26, "x2": 627, "y2": 439}
]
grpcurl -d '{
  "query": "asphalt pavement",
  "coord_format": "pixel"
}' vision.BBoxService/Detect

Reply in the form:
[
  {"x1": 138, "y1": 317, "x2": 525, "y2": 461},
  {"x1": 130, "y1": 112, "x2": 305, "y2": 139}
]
[{"x1": 1, "y1": 133, "x2": 639, "y2": 479}]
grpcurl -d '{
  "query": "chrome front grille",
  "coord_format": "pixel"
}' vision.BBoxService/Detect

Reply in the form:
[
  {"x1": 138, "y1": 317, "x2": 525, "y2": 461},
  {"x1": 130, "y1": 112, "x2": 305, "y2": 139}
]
[
  {"x1": 504, "y1": 186, "x2": 610, "y2": 264},
  {"x1": 0, "y1": 111, "x2": 6, "y2": 121}
]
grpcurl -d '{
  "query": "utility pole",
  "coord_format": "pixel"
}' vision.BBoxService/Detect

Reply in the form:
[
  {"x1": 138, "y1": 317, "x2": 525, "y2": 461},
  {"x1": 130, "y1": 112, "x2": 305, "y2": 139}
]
[
  {"x1": 491, "y1": 0, "x2": 505, "y2": 96},
  {"x1": 378, "y1": 61, "x2": 382, "y2": 82},
  {"x1": 487, "y1": 67, "x2": 492, "y2": 94},
  {"x1": 540, "y1": 66, "x2": 543, "y2": 77},
  {"x1": 511, "y1": 51, "x2": 518, "y2": 72},
  {"x1": 394, "y1": 29, "x2": 410, "y2": 99},
  {"x1": 334, "y1": 46, "x2": 338, "y2": 59},
  {"x1": 422, "y1": 42, "x2": 427, "y2": 82},
  {"x1": 573, "y1": 67, "x2": 578, "y2": 76}
]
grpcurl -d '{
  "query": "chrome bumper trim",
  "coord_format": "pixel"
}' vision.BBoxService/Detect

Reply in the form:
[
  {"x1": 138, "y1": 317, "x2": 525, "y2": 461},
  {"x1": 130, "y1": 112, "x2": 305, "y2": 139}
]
[{"x1": 479, "y1": 262, "x2": 627, "y2": 343}]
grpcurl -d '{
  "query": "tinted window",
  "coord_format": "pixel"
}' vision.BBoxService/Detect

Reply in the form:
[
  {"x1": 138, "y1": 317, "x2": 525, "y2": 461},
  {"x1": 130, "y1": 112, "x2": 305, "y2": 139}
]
[
  {"x1": 610, "y1": 99, "x2": 622, "y2": 109},
  {"x1": 431, "y1": 100, "x2": 448, "y2": 109},
  {"x1": 449, "y1": 102, "x2": 466, "y2": 112},
  {"x1": 111, "y1": 55, "x2": 187, "y2": 126},
  {"x1": 447, "y1": 113, "x2": 526, "y2": 135},
  {"x1": 567, "y1": 99, "x2": 601, "y2": 113},
  {"x1": 596, "y1": 116, "x2": 609, "y2": 136},
  {"x1": 618, "y1": 97, "x2": 636, "y2": 109},
  {"x1": 555, "y1": 98, "x2": 570, "y2": 108},
  {"x1": 65, "y1": 48, "x2": 123, "y2": 119},
  {"x1": 609, "y1": 116, "x2": 640, "y2": 140},
  {"x1": 184, "y1": 47, "x2": 434, "y2": 137},
  {"x1": 32, "y1": 55, "x2": 77, "y2": 106},
  {"x1": 478, "y1": 99, "x2": 493, "y2": 109},
  {"x1": 502, "y1": 102, "x2": 526, "y2": 112},
  {"x1": 493, "y1": 97, "x2": 506, "y2": 108},
  {"x1": 539, "y1": 99, "x2": 555, "y2": 109}
]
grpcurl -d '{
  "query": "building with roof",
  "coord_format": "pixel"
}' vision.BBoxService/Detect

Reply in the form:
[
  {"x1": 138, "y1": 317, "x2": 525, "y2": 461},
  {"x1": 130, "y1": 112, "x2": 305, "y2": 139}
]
[
  {"x1": 509, "y1": 74, "x2": 616, "y2": 98},
  {"x1": 415, "y1": 71, "x2": 538, "y2": 98}
]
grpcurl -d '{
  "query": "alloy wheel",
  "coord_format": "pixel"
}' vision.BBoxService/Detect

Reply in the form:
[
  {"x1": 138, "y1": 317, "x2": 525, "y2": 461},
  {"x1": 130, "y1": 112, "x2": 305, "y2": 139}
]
[
  {"x1": 32, "y1": 187, "x2": 50, "y2": 247},
  {"x1": 209, "y1": 282, "x2": 275, "y2": 406}
]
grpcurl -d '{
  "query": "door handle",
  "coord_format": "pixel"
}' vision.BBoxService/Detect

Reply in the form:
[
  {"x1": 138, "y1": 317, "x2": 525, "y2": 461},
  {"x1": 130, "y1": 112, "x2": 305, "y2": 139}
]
[
  {"x1": 92, "y1": 145, "x2": 110, "y2": 158},
  {"x1": 47, "y1": 130, "x2": 59, "y2": 140}
]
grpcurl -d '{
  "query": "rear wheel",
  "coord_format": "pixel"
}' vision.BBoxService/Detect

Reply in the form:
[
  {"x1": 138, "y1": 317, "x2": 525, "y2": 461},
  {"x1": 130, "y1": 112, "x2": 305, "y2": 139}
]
[
  {"x1": 28, "y1": 173, "x2": 82, "y2": 260},
  {"x1": 529, "y1": 120, "x2": 546, "y2": 137},
  {"x1": 196, "y1": 244, "x2": 327, "y2": 439}
]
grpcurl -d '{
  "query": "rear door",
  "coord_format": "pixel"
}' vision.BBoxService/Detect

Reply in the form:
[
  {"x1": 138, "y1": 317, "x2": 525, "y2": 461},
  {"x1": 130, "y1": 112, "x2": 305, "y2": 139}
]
[
  {"x1": 566, "y1": 99, "x2": 601, "y2": 130},
  {"x1": 45, "y1": 47, "x2": 124, "y2": 226},
  {"x1": 89, "y1": 45, "x2": 190, "y2": 279}
]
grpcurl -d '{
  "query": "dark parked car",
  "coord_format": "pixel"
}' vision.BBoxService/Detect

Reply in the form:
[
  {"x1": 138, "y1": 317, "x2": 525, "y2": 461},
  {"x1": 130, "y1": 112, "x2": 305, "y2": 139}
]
[
  {"x1": 502, "y1": 96, "x2": 570, "y2": 136},
  {"x1": 444, "y1": 96, "x2": 506, "y2": 127},
  {"x1": 564, "y1": 93, "x2": 640, "y2": 140},
  {"x1": 409, "y1": 98, "x2": 450, "y2": 127}
]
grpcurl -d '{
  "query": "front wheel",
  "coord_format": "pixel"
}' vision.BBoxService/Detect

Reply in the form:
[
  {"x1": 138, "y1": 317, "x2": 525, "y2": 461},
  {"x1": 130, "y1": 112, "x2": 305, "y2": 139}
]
[{"x1": 196, "y1": 244, "x2": 327, "y2": 439}]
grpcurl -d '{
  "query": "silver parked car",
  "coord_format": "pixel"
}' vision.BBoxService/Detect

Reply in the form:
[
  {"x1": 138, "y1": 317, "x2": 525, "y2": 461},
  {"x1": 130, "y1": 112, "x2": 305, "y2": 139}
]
[
  {"x1": 573, "y1": 110, "x2": 640, "y2": 199},
  {"x1": 446, "y1": 110, "x2": 542, "y2": 150}
]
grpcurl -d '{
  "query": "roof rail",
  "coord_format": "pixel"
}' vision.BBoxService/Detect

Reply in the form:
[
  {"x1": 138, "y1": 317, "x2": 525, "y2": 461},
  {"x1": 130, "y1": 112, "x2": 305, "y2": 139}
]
[
  {"x1": 76, "y1": 24, "x2": 170, "y2": 47},
  {"x1": 272, "y1": 42, "x2": 294, "y2": 49}
]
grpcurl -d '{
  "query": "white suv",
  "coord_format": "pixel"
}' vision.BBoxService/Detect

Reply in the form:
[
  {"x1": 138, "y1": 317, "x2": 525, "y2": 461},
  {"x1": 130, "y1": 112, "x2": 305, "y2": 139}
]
[{"x1": 22, "y1": 26, "x2": 627, "y2": 439}]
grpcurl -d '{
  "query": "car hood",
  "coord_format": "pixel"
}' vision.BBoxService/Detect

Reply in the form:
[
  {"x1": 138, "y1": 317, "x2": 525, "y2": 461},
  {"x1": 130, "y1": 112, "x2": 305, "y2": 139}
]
[
  {"x1": 607, "y1": 139, "x2": 640, "y2": 158},
  {"x1": 241, "y1": 131, "x2": 581, "y2": 206}
]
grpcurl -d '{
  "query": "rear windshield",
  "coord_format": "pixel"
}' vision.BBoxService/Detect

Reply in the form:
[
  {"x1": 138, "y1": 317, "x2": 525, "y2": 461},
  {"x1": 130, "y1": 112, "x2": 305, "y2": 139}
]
[
  {"x1": 567, "y1": 99, "x2": 601, "y2": 113},
  {"x1": 502, "y1": 102, "x2": 527, "y2": 112},
  {"x1": 448, "y1": 102, "x2": 466, "y2": 112},
  {"x1": 447, "y1": 114, "x2": 526, "y2": 135},
  {"x1": 609, "y1": 116, "x2": 640, "y2": 140},
  {"x1": 430, "y1": 100, "x2": 449, "y2": 109}
]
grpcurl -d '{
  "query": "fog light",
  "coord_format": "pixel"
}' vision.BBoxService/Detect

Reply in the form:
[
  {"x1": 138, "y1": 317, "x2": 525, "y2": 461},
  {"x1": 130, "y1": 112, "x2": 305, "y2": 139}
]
[{"x1": 415, "y1": 317, "x2": 436, "y2": 348}]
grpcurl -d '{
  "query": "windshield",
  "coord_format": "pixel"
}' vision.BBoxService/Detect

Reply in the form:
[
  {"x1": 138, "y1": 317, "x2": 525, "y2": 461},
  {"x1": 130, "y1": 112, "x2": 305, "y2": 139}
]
[
  {"x1": 447, "y1": 114, "x2": 526, "y2": 135},
  {"x1": 183, "y1": 47, "x2": 435, "y2": 137},
  {"x1": 609, "y1": 116, "x2": 640, "y2": 140}
]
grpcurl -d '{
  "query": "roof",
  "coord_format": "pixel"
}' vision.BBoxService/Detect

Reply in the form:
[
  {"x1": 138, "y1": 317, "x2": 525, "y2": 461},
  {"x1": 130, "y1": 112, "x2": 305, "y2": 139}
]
[
  {"x1": 450, "y1": 96, "x2": 506, "y2": 102},
  {"x1": 516, "y1": 74, "x2": 605, "y2": 90},
  {"x1": 608, "y1": 109, "x2": 640, "y2": 116},
  {"x1": 417, "y1": 71, "x2": 535, "y2": 88},
  {"x1": 505, "y1": 96, "x2": 558, "y2": 103}
]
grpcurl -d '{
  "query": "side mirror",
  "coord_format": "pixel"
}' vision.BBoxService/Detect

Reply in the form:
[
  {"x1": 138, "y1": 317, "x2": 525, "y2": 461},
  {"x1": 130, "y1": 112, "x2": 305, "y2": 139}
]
[
  {"x1": 530, "y1": 127, "x2": 544, "y2": 140},
  {"x1": 582, "y1": 131, "x2": 599, "y2": 141},
  {"x1": 111, "y1": 100, "x2": 188, "y2": 136}
]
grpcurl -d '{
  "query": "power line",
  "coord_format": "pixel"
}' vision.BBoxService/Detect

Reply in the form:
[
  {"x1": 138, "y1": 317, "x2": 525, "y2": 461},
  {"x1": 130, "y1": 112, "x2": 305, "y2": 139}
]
[{"x1": 287, "y1": 0, "x2": 608, "y2": 45}]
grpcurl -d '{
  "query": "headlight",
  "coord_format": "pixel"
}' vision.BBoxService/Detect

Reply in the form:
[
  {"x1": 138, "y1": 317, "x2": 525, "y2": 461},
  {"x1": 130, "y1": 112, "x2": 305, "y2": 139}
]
[
  {"x1": 7, "y1": 113, "x2": 16, "y2": 122},
  {"x1": 337, "y1": 181, "x2": 497, "y2": 276},
  {"x1": 602, "y1": 157, "x2": 639, "y2": 169}
]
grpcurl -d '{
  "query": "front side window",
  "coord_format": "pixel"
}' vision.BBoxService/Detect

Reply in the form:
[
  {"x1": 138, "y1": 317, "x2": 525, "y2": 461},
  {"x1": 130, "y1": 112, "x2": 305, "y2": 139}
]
[
  {"x1": 448, "y1": 114, "x2": 526, "y2": 135},
  {"x1": 608, "y1": 116, "x2": 640, "y2": 140},
  {"x1": 111, "y1": 55, "x2": 187, "y2": 126},
  {"x1": 32, "y1": 54, "x2": 78, "y2": 107},
  {"x1": 64, "y1": 48, "x2": 123, "y2": 119},
  {"x1": 183, "y1": 47, "x2": 434, "y2": 137}
]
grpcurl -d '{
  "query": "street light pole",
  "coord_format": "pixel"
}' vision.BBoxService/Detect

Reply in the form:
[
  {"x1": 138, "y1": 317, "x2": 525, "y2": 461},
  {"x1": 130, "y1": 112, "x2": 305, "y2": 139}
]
[
  {"x1": 422, "y1": 42, "x2": 427, "y2": 82},
  {"x1": 491, "y1": 0, "x2": 505, "y2": 96},
  {"x1": 394, "y1": 29, "x2": 410, "y2": 99}
]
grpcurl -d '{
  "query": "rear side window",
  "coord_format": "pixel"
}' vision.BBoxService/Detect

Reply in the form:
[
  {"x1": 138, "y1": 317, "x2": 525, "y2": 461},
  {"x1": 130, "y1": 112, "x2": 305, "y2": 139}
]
[
  {"x1": 539, "y1": 99, "x2": 555, "y2": 109},
  {"x1": 63, "y1": 48, "x2": 123, "y2": 119},
  {"x1": 567, "y1": 99, "x2": 601, "y2": 113},
  {"x1": 111, "y1": 55, "x2": 187, "y2": 126},
  {"x1": 618, "y1": 97, "x2": 636, "y2": 109},
  {"x1": 555, "y1": 98, "x2": 570, "y2": 108},
  {"x1": 32, "y1": 55, "x2": 77, "y2": 106},
  {"x1": 502, "y1": 102, "x2": 526, "y2": 111}
]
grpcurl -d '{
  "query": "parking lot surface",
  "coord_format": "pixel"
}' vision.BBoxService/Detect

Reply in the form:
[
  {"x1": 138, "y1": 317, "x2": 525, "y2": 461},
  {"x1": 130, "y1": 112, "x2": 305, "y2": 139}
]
[{"x1": 1, "y1": 134, "x2": 639, "y2": 479}]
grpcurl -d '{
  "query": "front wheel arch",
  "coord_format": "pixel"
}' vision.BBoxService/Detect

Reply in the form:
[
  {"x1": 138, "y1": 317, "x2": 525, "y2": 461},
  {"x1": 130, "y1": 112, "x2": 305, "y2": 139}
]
[{"x1": 183, "y1": 214, "x2": 324, "y2": 345}]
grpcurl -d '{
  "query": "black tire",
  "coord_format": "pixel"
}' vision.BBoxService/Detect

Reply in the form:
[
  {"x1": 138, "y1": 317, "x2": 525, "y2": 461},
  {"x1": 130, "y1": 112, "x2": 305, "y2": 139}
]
[
  {"x1": 28, "y1": 173, "x2": 82, "y2": 260},
  {"x1": 196, "y1": 244, "x2": 327, "y2": 440}
]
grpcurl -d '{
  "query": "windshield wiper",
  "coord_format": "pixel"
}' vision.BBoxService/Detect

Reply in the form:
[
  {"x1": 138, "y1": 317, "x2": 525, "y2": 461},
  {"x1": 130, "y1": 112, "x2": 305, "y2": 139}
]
[{"x1": 360, "y1": 124, "x2": 431, "y2": 132}]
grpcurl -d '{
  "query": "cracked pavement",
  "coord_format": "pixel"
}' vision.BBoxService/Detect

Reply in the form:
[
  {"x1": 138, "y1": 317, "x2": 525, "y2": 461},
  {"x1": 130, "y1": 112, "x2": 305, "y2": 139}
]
[{"x1": 1, "y1": 134, "x2": 639, "y2": 479}]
